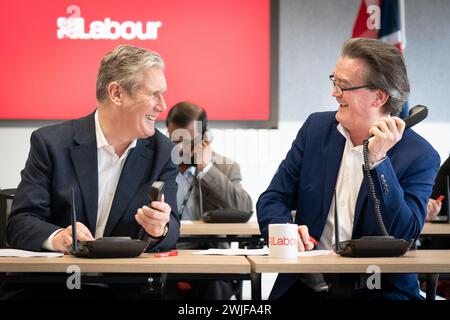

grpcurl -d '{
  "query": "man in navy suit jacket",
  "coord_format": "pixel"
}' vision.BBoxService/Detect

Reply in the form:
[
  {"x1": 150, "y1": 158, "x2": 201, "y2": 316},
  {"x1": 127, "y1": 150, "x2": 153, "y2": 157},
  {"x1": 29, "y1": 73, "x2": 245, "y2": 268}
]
[
  {"x1": 7, "y1": 45, "x2": 179, "y2": 254},
  {"x1": 257, "y1": 38, "x2": 440, "y2": 300}
]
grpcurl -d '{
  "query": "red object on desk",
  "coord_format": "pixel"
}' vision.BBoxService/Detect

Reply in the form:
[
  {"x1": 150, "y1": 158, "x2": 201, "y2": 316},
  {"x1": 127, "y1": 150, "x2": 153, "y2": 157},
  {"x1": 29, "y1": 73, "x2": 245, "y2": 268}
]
[
  {"x1": 309, "y1": 236, "x2": 320, "y2": 247},
  {"x1": 154, "y1": 250, "x2": 178, "y2": 258},
  {"x1": 297, "y1": 227, "x2": 320, "y2": 248}
]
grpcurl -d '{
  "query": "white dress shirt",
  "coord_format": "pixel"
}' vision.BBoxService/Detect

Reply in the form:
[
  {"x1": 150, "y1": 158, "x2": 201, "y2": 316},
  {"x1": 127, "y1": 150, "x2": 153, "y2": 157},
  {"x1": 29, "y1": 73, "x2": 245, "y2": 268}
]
[
  {"x1": 94, "y1": 111, "x2": 137, "y2": 238},
  {"x1": 176, "y1": 163, "x2": 213, "y2": 221},
  {"x1": 176, "y1": 167, "x2": 198, "y2": 221},
  {"x1": 42, "y1": 110, "x2": 136, "y2": 250},
  {"x1": 319, "y1": 124, "x2": 365, "y2": 250},
  {"x1": 319, "y1": 124, "x2": 386, "y2": 250}
]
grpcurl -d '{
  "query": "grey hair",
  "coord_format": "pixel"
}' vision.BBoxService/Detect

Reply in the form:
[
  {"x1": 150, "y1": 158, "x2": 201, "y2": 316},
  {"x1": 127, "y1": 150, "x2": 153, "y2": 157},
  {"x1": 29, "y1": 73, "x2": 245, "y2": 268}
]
[
  {"x1": 341, "y1": 38, "x2": 409, "y2": 115},
  {"x1": 96, "y1": 45, "x2": 165, "y2": 102}
]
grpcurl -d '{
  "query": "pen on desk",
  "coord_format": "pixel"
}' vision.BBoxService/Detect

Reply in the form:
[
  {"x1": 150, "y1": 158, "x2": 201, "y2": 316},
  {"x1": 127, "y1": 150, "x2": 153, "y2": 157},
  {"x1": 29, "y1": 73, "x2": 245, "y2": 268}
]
[
  {"x1": 436, "y1": 195, "x2": 445, "y2": 202},
  {"x1": 309, "y1": 236, "x2": 320, "y2": 248},
  {"x1": 297, "y1": 227, "x2": 320, "y2": 249},
  {"x1": 154, "y1": 250, "x2": 178, "y2": 258}
]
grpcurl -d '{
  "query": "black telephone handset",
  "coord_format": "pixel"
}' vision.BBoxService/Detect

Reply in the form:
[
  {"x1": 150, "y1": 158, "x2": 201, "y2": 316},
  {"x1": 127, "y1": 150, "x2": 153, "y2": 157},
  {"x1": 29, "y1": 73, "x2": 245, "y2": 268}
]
[
  {"x1": 138, "y1": 181, "x2": 166, "y2": 240},
  {"x1": 190, "y1": 132, "x2": 212, "y2": 167},
  {"x1": 335, "y1": 105, "x2": 428, "y2": 257},
  {"x1": 148, "y1": 181, "x2": 166, "y2": 204},
  {"x1": 71, "y1": 181, "x2": 165, "y2": 258},
  {"x1": 403, "y1": 105, "x2": 428, "y2": 129}
]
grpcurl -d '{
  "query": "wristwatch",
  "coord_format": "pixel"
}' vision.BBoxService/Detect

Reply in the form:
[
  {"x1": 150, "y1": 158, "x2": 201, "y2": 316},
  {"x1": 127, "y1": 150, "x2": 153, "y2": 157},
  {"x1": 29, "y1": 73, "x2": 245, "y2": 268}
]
[
  {"x1": 143, "y1": 224, "x2": 169, "y2": 251},
  {"x1": 149, "y1": 224, "x2": 169, "y2": 240}
]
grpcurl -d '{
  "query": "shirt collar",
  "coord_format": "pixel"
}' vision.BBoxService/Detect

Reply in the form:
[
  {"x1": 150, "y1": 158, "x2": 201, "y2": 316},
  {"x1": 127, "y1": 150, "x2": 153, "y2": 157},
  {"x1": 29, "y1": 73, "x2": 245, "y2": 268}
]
[
  {"x1": 94, "y1": 109, "x2": 137, "y2": 152},
  {"x1": 336, "y1": 123, "x2": 362, "y2": 152},
  {"x1": 183, "y1": 166, "x2": 197, "y2": 178}
]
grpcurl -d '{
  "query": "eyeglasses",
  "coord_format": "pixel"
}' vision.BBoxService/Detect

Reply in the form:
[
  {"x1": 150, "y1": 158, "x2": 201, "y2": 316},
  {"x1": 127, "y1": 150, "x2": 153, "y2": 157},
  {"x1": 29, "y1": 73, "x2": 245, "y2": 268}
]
[{"x1": 329, "y1": 75, "x2": 374, "y2": 95}]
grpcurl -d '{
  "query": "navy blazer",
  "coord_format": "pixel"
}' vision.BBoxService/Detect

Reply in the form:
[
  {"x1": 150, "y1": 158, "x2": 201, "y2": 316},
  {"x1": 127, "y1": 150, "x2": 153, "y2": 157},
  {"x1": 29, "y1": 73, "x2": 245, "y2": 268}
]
[
  {"x1": 7, "y1": 112, "x2": 180, "y2": 252},
  {"x1": 257, "y1": 111, "x2": 440, "y2": 299}
]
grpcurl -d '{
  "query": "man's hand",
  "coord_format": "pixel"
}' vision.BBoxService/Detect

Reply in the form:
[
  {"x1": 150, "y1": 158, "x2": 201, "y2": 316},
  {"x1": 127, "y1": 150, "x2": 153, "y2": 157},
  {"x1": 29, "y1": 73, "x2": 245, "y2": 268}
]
[
  {"x1": 297, "y1": 225, "x2": 315, "y2": 252},
  {"x1": 52, "y1": 222, "x2": 95, "y2": 253},
  {"x1": 194, "y1": 141, "x2": 213, "y2": 171},
  {"x1": 426, "y1": 198, "x2": 443, "y2": 221},
  {"x1": 368, "y1": 117, "x2": 405, "y2": 164},
  {"x1": 135, "y1": 194, "x2": 171, "y2": 238}
]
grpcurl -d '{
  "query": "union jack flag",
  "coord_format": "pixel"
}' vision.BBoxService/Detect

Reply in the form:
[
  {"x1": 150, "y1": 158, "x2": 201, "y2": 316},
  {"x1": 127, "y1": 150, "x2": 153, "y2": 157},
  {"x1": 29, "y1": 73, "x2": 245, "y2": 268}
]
[
  {"x1": 352, "y1": 0, "x2": 408, "y2": 117},
  {"x1": 352, "y1": 0, "x2": 406, "y2": 51}
]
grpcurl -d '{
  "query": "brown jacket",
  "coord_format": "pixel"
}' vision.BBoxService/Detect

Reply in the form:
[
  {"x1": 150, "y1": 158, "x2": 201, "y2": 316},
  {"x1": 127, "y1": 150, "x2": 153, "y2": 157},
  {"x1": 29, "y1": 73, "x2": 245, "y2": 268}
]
[
  {"x1": 177, "y1": 152, "x2": 253, "y2": 250},
  {"x1": 193, "y1": 152, "x2": 253, "y2": 218}
]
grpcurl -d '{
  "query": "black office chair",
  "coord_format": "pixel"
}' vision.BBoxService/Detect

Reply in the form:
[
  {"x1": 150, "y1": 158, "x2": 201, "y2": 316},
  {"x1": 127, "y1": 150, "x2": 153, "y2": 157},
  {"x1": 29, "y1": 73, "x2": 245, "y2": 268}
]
[{"x1": 0, "y1": 188, "x2": 15, "y2": 248}]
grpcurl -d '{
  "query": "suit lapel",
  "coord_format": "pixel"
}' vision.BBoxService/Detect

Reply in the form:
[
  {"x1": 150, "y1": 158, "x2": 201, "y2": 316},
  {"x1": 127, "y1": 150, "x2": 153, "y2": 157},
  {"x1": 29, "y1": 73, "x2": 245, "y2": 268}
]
[
  {"x1": 352, "y1": 179, "x2": 368, "y2": 236},
  {"x1": 352, "y1": 146, "x2": 397, "y2": 236},
  {"x1": 70, "y1": 113, "x2": 98, "y2": 233},
  {"x1": 103, "y1": 139, "x2": 154, "y2": 236}
]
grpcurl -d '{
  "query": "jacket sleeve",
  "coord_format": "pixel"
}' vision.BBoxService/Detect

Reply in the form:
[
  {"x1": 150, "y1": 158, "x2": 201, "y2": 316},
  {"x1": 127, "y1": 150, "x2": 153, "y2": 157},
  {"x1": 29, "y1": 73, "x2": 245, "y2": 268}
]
[
  {"x1": 256, "y1": 116, "x2": 311, "y2": 240},
  {"x1": 430, "y1": 156, "x2": 450, "y2": 216},
  {"x1": 370, "y1": 149, "x2": 440, "y2": 240},
  {"x1": 7, "y1": 131, "x2": 61, "y2": 251},
  {"x1": 200, "y1": 162, "x2": 253, "y2": 212}
]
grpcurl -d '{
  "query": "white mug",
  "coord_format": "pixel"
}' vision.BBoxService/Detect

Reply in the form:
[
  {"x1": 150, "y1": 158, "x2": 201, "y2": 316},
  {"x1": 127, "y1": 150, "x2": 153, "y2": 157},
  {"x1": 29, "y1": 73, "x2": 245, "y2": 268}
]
[{"x1": 268, "y1": 223, "x2": 298, "y2": 259}]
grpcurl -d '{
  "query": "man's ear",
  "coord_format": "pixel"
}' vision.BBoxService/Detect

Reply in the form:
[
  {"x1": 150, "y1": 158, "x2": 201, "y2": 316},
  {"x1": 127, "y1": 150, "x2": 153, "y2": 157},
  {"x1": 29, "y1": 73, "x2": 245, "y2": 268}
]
[
  {"x1": 107, "y1": 81, "x2": 123, "y2": 105},
  {"x1": 372, "y1": 89, "x2": 389, "y2": 109}
]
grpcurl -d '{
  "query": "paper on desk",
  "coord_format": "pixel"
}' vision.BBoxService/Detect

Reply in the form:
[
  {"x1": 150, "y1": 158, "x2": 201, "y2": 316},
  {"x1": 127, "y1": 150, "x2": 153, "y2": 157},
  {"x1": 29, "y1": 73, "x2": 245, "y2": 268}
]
[
  {"x1": 192, "y1": 248, "x2": 334, "y2": 256},
  {"x1": 298, "y1": 250, "x2": 334, "y2": 257},
  {"x1": 0, "y1": 249, "x2": 64, "y2": 258},
  {"x1": 193, "y1": 247, "x2": 270, "y2": 256}
]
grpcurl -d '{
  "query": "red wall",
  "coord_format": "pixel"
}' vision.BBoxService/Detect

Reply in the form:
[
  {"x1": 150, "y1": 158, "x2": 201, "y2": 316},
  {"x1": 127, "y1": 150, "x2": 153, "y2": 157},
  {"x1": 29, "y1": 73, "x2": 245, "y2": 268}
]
[{"x1": 0, "y1": 0, "x2": 270, "y2": 121}]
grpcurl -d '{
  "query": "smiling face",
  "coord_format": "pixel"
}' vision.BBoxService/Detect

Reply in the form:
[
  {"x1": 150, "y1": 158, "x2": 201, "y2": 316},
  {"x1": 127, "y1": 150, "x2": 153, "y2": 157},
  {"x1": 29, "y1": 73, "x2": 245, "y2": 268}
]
[
  {"x1": 332, "y1": 56, "x2": 385, "y2": 136},
  {"x1": 120, "y1": 67, "x2": 167, "y2": 139}
]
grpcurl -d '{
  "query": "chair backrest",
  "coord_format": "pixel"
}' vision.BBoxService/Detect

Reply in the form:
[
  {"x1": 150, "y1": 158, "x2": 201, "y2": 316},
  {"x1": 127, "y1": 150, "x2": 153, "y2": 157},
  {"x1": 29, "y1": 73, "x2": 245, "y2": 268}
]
[{"x1": 0, "y1": 188, "x2": 16, "y2": 248}]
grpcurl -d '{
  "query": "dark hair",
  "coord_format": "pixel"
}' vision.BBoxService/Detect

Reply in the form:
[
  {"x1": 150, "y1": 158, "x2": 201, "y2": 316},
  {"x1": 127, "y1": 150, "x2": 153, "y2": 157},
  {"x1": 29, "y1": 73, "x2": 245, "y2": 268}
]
[
  {"x1": 166, "y1": 101, "x2": 208, "y2": 134},
  {"x1": 341, "y1": 38, "x2": 410, "y2": 115}
]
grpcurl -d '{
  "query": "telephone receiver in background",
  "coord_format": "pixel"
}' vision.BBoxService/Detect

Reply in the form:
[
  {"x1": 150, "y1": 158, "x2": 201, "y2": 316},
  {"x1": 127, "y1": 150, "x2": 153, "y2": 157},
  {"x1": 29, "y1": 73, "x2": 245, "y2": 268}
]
[
  {"x1": 174, "y1": 132, "x2": 212, "y2": 167},
  {"x1": 190, "y1": 131, "x2": 213, "y2": 167}
]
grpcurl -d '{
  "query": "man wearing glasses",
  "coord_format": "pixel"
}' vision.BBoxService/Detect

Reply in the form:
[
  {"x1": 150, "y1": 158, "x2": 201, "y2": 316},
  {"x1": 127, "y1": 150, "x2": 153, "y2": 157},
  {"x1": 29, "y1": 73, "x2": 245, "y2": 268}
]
[{"x1": 257, "y1": 38, "x2": 440, "y2": 300}]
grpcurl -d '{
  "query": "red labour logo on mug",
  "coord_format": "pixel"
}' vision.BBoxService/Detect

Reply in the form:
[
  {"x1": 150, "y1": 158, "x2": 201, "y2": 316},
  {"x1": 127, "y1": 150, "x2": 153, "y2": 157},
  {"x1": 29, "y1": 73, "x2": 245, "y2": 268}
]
[{"x1": 269, "y1": 236, "x2": 297, "y2": 246}]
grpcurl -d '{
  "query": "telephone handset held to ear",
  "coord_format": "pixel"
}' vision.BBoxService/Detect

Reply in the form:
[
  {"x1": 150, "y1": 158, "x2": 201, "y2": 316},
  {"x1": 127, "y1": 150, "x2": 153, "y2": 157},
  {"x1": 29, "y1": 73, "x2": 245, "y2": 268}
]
[
  {"x1": 335, "y1": 105, "x2": 428, "y2": 257},
  {"x1": 190, "y1": 130, "x2": 213, "y2": 167},
  {"x1": 364, "y1": 105, "x2": 427, "y2": 140},
  {"x1": 403, "y1": 105, "x2": 428, "y2": 129}
]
